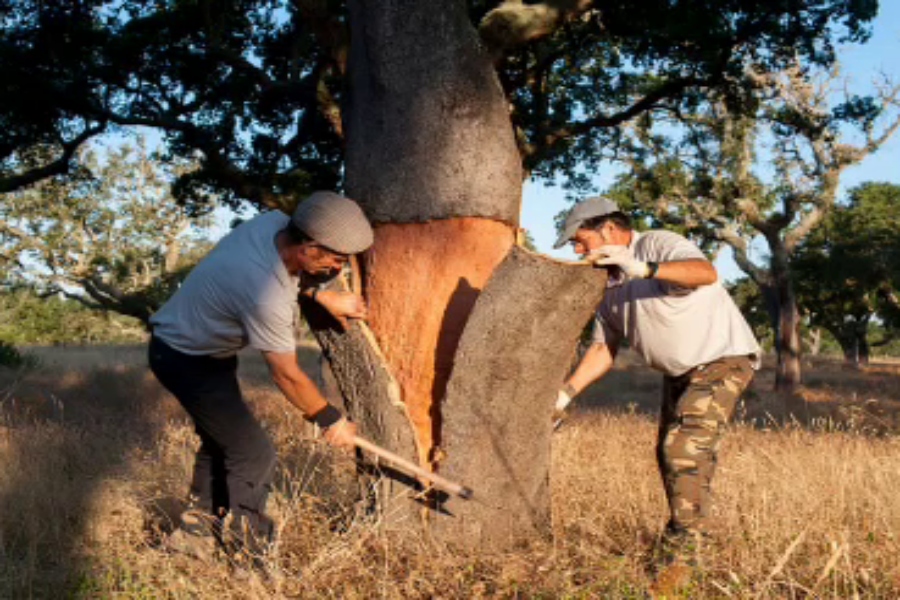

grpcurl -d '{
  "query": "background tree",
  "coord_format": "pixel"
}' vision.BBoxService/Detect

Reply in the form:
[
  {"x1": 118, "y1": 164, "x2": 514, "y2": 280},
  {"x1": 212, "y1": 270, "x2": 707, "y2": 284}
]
[
  {"x1": 0, "y1": 285, "x2": 146, "y2": 345},
  {"x1": 793, "y1": 181, "x2": 900, "y2": 366},
  {"x1": 607, "y1": 63, "x2": 900, "y2": 389},
  {"x1": 0, "y1": 0, "x2": 882, "y2": 546},
  {"x1": 0, "y1": 138, "x2": 214, "y2": 326},
  {"x1": 727, "y1": 277, "x2": 774, "y2": 350}
]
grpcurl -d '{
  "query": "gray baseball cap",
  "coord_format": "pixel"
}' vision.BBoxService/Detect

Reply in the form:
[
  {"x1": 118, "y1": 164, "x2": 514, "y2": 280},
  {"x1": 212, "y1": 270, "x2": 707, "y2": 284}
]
[
  {"x1": 292, "y1": 191, "x2": 374, "y2": 254},
  {"x1": 554, "y1": 196, "x2": 621, "y2": 248}
]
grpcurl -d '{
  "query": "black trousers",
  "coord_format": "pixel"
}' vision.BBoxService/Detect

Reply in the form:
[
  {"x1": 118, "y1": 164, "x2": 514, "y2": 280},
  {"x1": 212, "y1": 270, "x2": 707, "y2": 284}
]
[{"x1": 148, "y1": 336, "x2": 276, "y2": 538}]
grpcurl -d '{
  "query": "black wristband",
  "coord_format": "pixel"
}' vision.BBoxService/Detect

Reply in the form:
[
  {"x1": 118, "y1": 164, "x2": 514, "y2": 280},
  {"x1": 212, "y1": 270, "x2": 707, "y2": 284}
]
[
  {"x1": 646, "y1": 261, "x2": 660, "y2": 279},
  {"x1": 311, "y1": 287, "x2": 320, "y2": 302},
  {"x1": 309, "y1": 404, "x2": 342, "y2": 429}
]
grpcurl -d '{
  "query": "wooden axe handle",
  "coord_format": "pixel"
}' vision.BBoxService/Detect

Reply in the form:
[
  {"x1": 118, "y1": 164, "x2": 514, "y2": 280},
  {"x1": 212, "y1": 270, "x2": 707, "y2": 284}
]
[{"x1": 353, "y1": 435, "x2": 473, "y2": 500}]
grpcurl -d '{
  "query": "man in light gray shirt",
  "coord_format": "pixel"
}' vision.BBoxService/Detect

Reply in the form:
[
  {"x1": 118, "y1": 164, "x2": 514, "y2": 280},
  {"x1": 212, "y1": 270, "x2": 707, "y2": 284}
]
[
  {"x1": 149, "y1": 191, "x2": 372, "y2": 568},
  {"x1": 553, "y1": 197, "x2": 759, "y2": 573}
]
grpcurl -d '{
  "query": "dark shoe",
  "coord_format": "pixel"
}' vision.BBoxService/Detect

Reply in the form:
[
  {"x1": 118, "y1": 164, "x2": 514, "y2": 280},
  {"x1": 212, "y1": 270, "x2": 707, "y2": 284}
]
[
  {"x1": 648, "y1": 527, "x2": 705, "y2": 597},
  {"x1": 655, "y1": 526, "x2": 705, "y2": 568},
  {"x1": 221, "y1": 512, "x2": 278, "y2": 582},
  {"x1": 650, "y1": 563, "x2": 696, "y2": 598},
  {"x1": 164, "y1": 509, "x2": 220, "y2": 561}
]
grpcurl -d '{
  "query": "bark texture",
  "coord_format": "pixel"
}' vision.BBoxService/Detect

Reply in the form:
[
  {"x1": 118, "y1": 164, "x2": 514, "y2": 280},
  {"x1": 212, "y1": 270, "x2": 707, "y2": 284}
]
[
  {"x1": 302, "y1": 294, "x2": 420, "y2": 513},
  {"x1": 433, "y1": 248, "x2": 607, "y2": 548},
  {"x1": 338, "y1": 0, "x2": 525, "y2": 531},
  {"x1": 363, "y1": 220, "x2": 515, "y2": 467},
  {"x1": 768, "y1": 275, "x2": 802, "y2": 391},
  {"x1": 345, "y1": 0, "x2": 522, "y2": 224}
]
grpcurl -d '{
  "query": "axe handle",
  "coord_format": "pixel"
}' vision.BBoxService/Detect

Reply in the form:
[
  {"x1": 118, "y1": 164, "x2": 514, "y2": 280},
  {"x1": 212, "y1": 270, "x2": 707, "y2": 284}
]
[{"x1": 353, "y1": 435, "x2": 473, "y2": 500}]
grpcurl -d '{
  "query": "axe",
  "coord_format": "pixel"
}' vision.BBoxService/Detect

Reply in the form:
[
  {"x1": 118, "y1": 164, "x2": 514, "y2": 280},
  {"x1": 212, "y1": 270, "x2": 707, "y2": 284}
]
[{"x1": 353, "y1": 435, "x2": 474, "y2": 500}]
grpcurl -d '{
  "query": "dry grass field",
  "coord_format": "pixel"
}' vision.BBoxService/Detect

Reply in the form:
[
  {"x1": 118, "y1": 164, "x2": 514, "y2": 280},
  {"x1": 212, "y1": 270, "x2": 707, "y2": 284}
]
[{"x1": 2, "y1": 344, "x2": 900, "y2": 598}]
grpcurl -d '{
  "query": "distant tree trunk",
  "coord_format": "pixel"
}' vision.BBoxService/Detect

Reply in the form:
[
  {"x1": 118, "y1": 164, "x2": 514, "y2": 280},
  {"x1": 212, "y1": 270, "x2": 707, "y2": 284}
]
[
  {"x1": 805, "y1": 327, "x2": 822, "y2": 356},
  {"x1": 832, "y1": 318, "x2": 871, "y2": 368},
  {"x1": 776, "y1": 286, "x2": 803, "y2": 389},
  {"x1": 762, "y1": 246, "x2": 802, "y2": 391},
  {"x1": 311, "y1": 0, "x2": 601, "y2": 548},
  {"x1": 855, "y1": 321, "x2": 871, "y2": 367}
]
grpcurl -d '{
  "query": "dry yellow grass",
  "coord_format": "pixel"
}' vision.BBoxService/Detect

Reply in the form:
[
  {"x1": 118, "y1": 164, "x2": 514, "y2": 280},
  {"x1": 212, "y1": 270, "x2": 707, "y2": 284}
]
[{"x1": 2, "y1": 345, "x2": 900, "y2": 598}]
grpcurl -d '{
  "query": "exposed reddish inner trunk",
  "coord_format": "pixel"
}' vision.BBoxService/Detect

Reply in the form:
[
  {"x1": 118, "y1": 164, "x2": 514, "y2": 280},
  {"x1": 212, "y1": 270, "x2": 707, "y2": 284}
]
[{"x1": 363, "y1": 218, "x2": 514, "y2": 466}]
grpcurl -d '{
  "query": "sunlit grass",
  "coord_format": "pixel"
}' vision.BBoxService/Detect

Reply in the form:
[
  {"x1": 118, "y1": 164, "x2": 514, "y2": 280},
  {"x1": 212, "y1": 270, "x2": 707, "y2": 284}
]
[{"x1": 1, "y1": 346, "x2": 899, "y2": 598}]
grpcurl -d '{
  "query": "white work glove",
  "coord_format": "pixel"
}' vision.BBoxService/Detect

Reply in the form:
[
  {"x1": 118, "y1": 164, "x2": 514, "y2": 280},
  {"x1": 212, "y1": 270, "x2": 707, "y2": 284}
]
[
  {"x1": 552, "y1": 388, "x2": 574, "y2": 430},
  {"x1": 555, "y1": 389, "x2": 573, "y2": 412},
  {"x1": 590, "y1": 245, "x2": 651, "y2": 280}
]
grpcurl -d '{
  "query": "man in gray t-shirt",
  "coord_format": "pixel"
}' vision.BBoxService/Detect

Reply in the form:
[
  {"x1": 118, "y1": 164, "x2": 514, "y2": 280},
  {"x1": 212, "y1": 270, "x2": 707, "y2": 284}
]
[
  {"x1": 553, "y1": 196, "x2": 760, "y2": 571},
  {"x1": 148, "y1": 191, "x2": 373, "y2": 566}
]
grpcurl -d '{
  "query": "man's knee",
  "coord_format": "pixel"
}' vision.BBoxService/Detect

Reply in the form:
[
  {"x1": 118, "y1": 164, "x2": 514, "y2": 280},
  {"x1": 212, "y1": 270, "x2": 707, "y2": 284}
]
[
  {"x1": 660, "y1": 418, "x2": 717, "y2": 475},
  {"x1": 249, "y1": 436, "x2": 277, "y2": 482},
  {"x1": 227, "y1": 429, "x2": 277, "y2": 481}
]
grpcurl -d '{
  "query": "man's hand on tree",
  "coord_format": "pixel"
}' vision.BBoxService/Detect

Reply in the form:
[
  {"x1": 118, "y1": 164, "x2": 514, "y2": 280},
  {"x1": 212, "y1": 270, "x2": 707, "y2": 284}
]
[
  {"x1": 323, "y1": 417, "x2": 357, "y2": 450},
  {"x1": 590, "y1": 245, "x2": 652, "y2": 280},
  {"x1": 317, "y1": 290, "x2": 368, "y2": 321}
]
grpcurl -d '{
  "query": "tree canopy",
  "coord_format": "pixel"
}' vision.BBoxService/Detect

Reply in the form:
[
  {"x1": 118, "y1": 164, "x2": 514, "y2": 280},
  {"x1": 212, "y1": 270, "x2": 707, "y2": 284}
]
[
  {"x1": 793, "y1": 181, "x2": 900, "y2": 363},
  {"x1": 1, "y1": 0, "x2": 881, "y2": 209},
  {"x1": 1, "y1": 138, "x2": 214, "y2": 325}
]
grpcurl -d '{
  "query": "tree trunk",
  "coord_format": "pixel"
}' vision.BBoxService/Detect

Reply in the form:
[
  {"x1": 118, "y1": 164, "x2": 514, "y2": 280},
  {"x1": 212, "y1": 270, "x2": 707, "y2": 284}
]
[
  {"x1": 841, "y1": 339, "x2": 858, "y2": 366},
  {"x1": 835, "y1": 319, "x2": 871, "y2": 368},
  {"x1": 774, "y1": 280, "x2": 802, "y2": 390},
  {"x1": 805, "y1": 327, "x2": 822, "y2": 356},
  {"x1": 329, "y1": 0, "x2": 571, "y2": 543},
  {"x1": 854, "y1": 320, "x2": 871, "y2": 367},
  {"x1": 434, "y1": 248, "x2": 607, "y2": 548},
  {"x1": 763, "y1": 243, "x2": 802, "y2": 391}
]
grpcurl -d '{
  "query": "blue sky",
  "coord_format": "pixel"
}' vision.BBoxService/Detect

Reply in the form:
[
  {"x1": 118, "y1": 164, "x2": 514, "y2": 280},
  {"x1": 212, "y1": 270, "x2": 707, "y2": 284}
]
[{"x1": 521, "y1": 4, "x2": 900, "y2": 281}]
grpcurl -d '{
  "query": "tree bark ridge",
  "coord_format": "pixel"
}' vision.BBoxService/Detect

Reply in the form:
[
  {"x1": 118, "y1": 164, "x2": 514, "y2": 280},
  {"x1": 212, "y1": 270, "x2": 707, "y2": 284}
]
[{"x1": 434, "y1": 247, "x2": 607, "y2": 548}]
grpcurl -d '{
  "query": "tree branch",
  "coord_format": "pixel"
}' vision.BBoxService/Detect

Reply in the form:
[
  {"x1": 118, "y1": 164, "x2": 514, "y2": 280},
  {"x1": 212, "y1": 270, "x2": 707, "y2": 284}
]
[
  {"x1": 524, "y1": 76, "x2": 705, "y2": 168},
  {"x1": 0, "y1": 124, "x2": 106, "y2": 193},
  {"x1": 478, "y1": 0, "x2": 593, "y2": 54}
]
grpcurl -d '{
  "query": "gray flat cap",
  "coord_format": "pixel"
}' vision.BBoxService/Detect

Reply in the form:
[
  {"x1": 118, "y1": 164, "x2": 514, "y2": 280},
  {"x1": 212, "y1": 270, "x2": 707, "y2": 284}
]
[
  {"x1": 554, "y1": 196, "x2": 621, "y2": 248},
  {"x1": 292, "y1": 191, "x2": 374, "y2": 254}
]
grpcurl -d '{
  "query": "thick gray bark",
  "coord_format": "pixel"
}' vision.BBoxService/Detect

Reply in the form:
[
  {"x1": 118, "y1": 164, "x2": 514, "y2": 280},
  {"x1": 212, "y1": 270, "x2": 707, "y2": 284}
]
[
  {"x1": 433, "y1": 248, "x2": 607, "y2": 548},
  {"x1": 345, "y1": 0, "x2": 522, "y2": 224},
  {"x1": 301, "y1": 296, "x2": 421, "y2": 518}
]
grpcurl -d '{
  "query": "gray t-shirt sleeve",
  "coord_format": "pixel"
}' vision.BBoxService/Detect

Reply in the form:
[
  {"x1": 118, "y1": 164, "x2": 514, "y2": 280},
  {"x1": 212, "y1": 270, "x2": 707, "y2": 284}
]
[
  {"x1": 243, "y1": 301, "x2": 297, "y2": 353},
  {"x1": 643, "y1": 230, "x2": 707, "y2": 262}
]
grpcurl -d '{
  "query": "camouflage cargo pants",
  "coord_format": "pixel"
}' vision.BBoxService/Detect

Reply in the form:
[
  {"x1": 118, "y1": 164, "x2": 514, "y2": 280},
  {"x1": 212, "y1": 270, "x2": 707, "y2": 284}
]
[{"x1": 657, "y1": 355, "x2": 755, "y2": 534}]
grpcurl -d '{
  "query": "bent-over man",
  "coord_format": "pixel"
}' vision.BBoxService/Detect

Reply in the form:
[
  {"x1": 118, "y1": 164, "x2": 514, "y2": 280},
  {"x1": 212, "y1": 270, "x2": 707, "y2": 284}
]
[
  {"x1": 148, "y1": 191, "x2": 372, "y2": 567},
  {"x1": 554, "y1": 196, "x2": 760, "y2": 569}
]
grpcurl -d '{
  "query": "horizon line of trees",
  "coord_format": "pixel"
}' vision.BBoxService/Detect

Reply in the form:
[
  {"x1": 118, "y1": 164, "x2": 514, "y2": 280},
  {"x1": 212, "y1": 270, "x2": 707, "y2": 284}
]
[{"x1": 3, "y1": 134, "x2": 899, "y2": 368}]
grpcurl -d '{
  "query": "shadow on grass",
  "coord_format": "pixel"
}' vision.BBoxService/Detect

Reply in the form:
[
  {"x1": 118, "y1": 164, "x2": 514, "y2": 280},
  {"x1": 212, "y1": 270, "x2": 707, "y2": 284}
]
[
  {"x1": 0, "y1": 341, "x2": 331, "y2": 597},
  {"x1": 0, "y1": 350, "x2": 173, "y2": 597}
]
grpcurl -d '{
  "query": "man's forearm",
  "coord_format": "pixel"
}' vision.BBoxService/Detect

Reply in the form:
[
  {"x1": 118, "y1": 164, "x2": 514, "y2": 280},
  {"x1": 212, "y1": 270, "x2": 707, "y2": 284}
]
[
  {"x1": 271, "y1": 369, "x2": 329, "y2": 416},
  {"x1": 565, "y1": 342, "x2": 615, "y2": 396},
  {"x1": 263, "y1": 350, "x2": 333, "y2": 418},
  {"x1": 653, "y1": 259, "x2": 717, "y2": 288}
]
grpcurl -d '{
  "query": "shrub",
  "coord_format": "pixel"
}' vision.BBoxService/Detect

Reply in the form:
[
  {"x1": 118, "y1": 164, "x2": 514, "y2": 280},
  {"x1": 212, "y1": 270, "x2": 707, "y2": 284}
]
[{"x1": 0, "y1": 340, "x2": 39, "y2": 370}]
